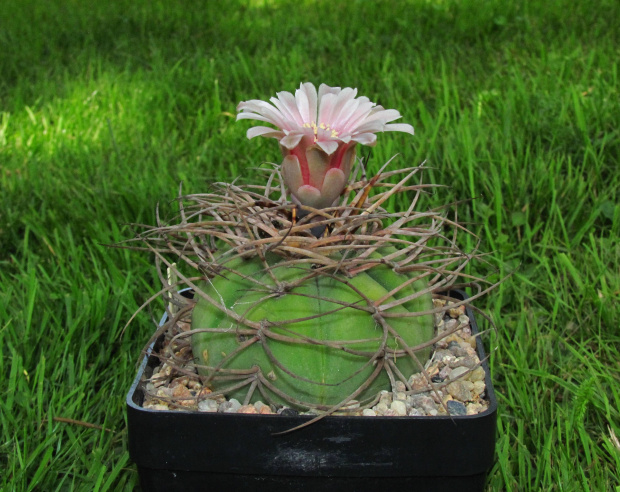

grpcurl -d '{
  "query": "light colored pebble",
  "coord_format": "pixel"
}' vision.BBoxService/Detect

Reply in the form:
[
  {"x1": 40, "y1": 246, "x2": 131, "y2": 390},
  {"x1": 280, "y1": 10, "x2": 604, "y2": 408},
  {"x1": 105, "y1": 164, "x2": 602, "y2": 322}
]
[
  {"x1": 198, "y1": 399, "x2": 218, "y2": 413},
  {"x1": 473, "y1": 380, "x2": 486, "y2": 397},
  {"x1": 374, "y1": 402, "x2": 389, "y2": 414},
  {"x1": 145, "y1": 403, "x2": 169, "y2": 411},
  {"x1": 188, "y1": 380, "x2": 202, "y2": 390},
  {"x1": 362, "y1": 409, "x2": 377, "y2": 417},
  {"x1": 461, "y1": 380, "x2": 475, "y2": 391},
  {"x1": 409, "y1": 394, "x2": 437, "y2": 414},
  {"x1": 438, "y1": 366, "x2": 452, "y2": 379},
  {"x1": 156, "y1": 387, "x2": 172, "y2": 398},
  {"x1": 469, "y1": 366, "x2": 486, "y2": 382},
  {"x1": 394, "y1": 392, "x2": 407, "y2": 402},
  {"x1": 393, "y1": 380, "x2": 407, "y2": 393},
  {"x1": 238, "y1": 405, "x2": 258, "y2": 414},
  {"x1": 449, "y1": 305, "x2": 465, "y2": 318},
  {"x1": 391, "y1": 400, "x2": 407, "y2": 416},
  {"x1": 449, "y1": 366, "x2": 470, "y2": 380},
  {"x1": 172, "y1": 385, "x2": 195, "y2": 406},
  {"x1": 172, "y1": 385, "x2": 191, "y2": 398},
  {"x1": 379, "y1": 391, "x2": 392, "y2": 405},
  {"x1": 450, "y1": 356, "x2": 477, "y2": 369},
  {"x1": 466, "y1": 403, "x2": 484, "y2": 415},
  {"x1": 170, "y1": 376, "x2": 189, "y2": 388},
  {"x1": 220, "y1": 398, "x2": 242, "y2": 413},
  {"x1": 409, "y1": 374, "x2": 430, "y2": 390},
  {"x1": 444, "y1": 318, "x2": 459, "y2": 332},
  {"x1": 433, "y1": 349, "x2": 453, "y2": 362},
  {"x1": 447, "y1": 381, "x2": 473, "y2": 401}
]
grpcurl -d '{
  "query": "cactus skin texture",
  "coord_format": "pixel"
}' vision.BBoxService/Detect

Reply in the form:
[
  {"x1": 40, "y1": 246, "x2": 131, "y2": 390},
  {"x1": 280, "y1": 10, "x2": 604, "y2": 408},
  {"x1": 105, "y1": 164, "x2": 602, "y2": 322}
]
[{"x1": 191, "y1": 251, "x2": 434, "y2": 408}]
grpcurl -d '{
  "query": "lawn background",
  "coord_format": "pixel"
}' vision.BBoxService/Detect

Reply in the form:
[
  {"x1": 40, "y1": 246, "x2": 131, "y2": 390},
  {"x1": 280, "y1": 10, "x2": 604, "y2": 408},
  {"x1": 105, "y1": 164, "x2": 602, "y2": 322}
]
[{"x1": 1, "y1": 0, "x2": 619, "y2": 490}]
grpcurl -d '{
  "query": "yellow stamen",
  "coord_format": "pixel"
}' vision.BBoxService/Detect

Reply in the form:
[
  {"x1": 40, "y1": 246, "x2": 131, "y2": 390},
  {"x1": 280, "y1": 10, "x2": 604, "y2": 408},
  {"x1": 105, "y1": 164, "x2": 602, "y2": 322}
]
[{"x1": 304, "y1": 121, "x2": 339, "y2": 141}]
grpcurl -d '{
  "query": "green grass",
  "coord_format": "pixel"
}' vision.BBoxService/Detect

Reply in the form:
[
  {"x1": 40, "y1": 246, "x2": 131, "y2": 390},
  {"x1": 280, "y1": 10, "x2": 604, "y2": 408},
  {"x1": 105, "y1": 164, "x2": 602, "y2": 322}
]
[{"x1": 1, "y1": 0, "x2": 619, "y2": 489}]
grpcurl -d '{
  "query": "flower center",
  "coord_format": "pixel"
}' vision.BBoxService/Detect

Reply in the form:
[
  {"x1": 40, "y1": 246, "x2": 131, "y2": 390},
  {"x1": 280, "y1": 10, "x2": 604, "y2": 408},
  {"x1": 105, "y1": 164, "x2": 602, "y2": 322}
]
[{"x1": 302, "y1": 121, "x2": 339, "y2": 142}]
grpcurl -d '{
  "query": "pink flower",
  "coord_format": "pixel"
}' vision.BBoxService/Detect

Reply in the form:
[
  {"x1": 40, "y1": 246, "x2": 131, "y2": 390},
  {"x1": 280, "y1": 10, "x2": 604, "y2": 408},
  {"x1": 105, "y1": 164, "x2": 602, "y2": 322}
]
[{"x1": 237, "y1": 83, "x2": 413, "y2": 208}]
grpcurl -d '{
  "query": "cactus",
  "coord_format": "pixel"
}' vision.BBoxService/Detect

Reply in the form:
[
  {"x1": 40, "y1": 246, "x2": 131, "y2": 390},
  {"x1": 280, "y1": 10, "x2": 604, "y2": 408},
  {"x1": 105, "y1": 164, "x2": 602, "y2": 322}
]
[
  {"x1": 130, "y1": 83, "x2": 492, "y2": 414},
  {"x1": 191, "y1": 248, "x2": 434, "y2": 408}
]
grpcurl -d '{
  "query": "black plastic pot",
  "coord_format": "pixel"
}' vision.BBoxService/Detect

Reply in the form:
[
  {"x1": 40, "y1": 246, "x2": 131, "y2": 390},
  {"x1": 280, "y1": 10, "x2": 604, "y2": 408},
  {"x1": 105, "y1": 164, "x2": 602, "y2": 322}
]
[{"x1": 127, "y1": 290, "x2": 497, "y2": 492}]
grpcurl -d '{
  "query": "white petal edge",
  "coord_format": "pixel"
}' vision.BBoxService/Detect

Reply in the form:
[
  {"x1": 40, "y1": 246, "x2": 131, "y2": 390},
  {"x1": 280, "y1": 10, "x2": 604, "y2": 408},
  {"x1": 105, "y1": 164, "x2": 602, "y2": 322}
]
[
  {"x1": 301, "y1": 82, "x2": 318, "y2": 123},
  {"x1": 351, "y1": 133, "x2": 378, "y2": 146},
  {"x1": 247, "y1": 126, "x2": 285, "y2": 140},
  {"x1": 384, "y1": 123, "x2": 414, "y2": 135}
]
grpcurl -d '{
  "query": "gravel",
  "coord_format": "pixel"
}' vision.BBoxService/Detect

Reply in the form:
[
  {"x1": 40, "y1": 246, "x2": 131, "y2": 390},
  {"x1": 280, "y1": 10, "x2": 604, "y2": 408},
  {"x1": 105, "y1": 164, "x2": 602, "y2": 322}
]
[{"x1": 141, "y1": 298, "x2": 490, "y2": 417}]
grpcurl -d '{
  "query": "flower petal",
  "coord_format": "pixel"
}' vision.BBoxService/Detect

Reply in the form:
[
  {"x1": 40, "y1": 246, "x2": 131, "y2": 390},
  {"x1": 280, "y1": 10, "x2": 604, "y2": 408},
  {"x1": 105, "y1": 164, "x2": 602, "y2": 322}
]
[
  {"x1": 236, "y1": 111, "x2": 279, "y2": 125},
  {"x1": 300, "y1": 82, "x2": 318, "y2": 123},
  {"x1": 315, "y1": 139, "x2": 339, "y2": 155},
  {"x1": 333, "y1": 98, "x2": 360, "y2": 129},
  {"x1": 237, "y1": 83, "x2": 415, "y2": 178},
  {"x1": 317, "y1": 92, "x2": 337, "y2": 125},
  {"x1": 306, "y1": 147, "x2": 330, "y2": 188},
  {"x1": 320, "y1": 168, "x2": 347, "y2": 206},
  {"x1": 237, "y1": 100, "x2": 291, "y2": 130},
  {"x1": 322, "y1": 87, "x2": 357, "y2": 126},
  {"x1": 363, "y1": 107, "x2": 402, "y2": 123},
  {"x1": 270, "y1": 96, "x2": 299, "y2": 126},
  {"x1": 351, "y1": 120, "x2": 386, "y2": 134},
  {"x1": 275, "y1": 91, "x2": 304, "y2": 126},
  {"x1": 247, "y1": 126, "x2": 285, "y2": 140},
  {"x1": 279, "y1": 132, "x2": 304, "y2": 149},
  {"x1": 384, "y1": 123, "x2": 414, "y2": 135},
  {"x1": 339, "y1": 145, "x2": 357, "y2": 178},
  {"x1": 295, "y1": 86, "x2": 310, "y2": 123},
  {"x1": 318, "y1": 83, "x2": 341, "y2": 102},
  {"x1": 281, "y1": 155, "x2": 304, "y2": 193},
  {"x1": 339, "y1": 100, "x2": 376, "y2": 133},
  {"x1": 351, "y1": 133, "x2": 378, "y2": 146},
  {"x1": 295, "y1": 185, "x2": 323, "y2": 208}
]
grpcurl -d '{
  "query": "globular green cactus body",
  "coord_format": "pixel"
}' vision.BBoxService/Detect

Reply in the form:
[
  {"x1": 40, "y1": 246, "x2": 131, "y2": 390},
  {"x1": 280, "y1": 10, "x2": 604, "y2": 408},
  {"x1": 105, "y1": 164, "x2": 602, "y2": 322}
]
[{"x1": 191, "y1": 252, "x2": 433, "y2": 408}]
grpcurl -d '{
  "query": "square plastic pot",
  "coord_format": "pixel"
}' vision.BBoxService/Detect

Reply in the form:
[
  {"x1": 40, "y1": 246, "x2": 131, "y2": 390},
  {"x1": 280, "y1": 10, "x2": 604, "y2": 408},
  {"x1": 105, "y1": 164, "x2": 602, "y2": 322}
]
[{"x1": 127, "y1": 289, "x2": 497, "y2": 492}]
